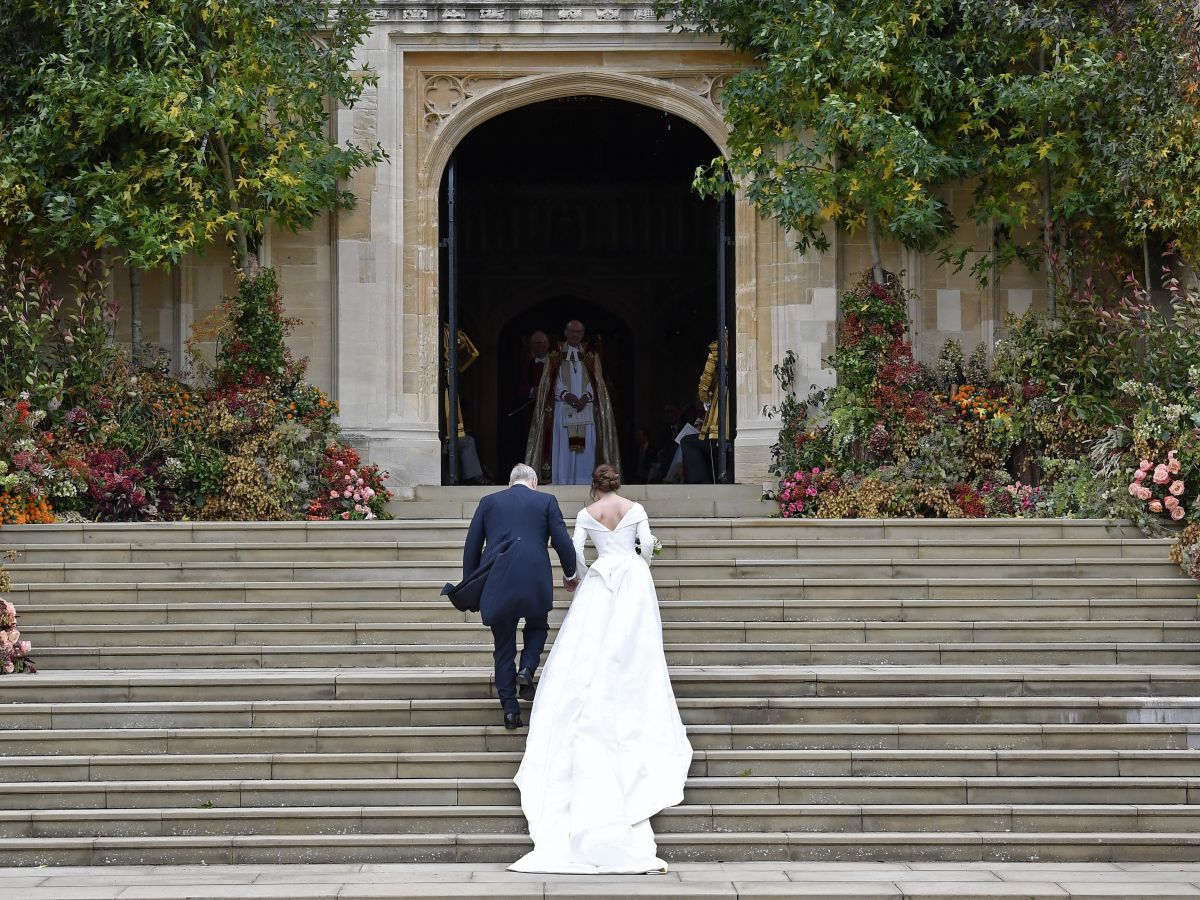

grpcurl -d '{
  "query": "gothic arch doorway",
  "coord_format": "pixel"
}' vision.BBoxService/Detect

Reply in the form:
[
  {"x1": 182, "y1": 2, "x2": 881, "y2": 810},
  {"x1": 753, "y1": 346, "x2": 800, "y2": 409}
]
[{"x1": 438, "y1": 95, "x2": 733, "y2": 484}]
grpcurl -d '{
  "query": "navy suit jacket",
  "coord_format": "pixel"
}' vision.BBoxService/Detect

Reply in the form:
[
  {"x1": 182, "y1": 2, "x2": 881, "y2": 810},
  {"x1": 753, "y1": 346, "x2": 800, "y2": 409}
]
[{"x1": 455, "y1": 485, "x2": 577, "y2": 626}]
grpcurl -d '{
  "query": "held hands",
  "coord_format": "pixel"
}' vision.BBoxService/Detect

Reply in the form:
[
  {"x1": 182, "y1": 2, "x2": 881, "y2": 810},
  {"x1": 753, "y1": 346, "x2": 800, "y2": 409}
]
[
  {"x1": 561, "y1": 392, "x2": 590, "y2": 413},
  {"x1": 562, "y1": 574, "x2": 580, "y2": 593}
]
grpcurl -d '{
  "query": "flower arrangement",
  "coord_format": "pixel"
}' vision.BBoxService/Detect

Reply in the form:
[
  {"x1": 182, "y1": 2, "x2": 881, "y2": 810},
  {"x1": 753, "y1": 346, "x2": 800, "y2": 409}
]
[
  {"x1": 0, "y1": 490, "x2": 55, "y2": 525},
  {"x1": 0, "y1": 565, "x2": 34, "y2": 674},
  {"x1": 84, "y1": 448, "x2": 161, "y2": 521},
  {"x1": 979, "y1": 480, "x2": 1046, "y2": 517},
  {"x1": 1170, "y1": 523, "x2": 1200, "y2": 580},
  {"x1": 305, "y1": 444, "x2": 393, "y2": 521},
  {"x1": 1128, "y1": 452, "x2": 1188, "y2": 522},
  {"x1": 777, "y1": 466, "x2": 843, "y2": 518},
  {"x1": 950, "y1": 385, "x2": 1011, "y2": 423},
  {"x1": 0, "y1": 266, "x2": 397, "y2": 526}
]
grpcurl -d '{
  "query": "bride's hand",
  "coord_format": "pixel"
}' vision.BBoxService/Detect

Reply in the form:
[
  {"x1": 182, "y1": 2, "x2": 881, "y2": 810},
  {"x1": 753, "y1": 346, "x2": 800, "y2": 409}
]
[{"x1": 563, "y1": 575, "x2": 579, "y2": 593}]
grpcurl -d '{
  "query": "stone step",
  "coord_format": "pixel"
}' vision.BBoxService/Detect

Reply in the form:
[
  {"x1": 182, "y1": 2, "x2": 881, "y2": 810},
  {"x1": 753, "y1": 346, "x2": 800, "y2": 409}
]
[
  {"x1": 3, "y1": 803, "x2": 1198, "y2": 840},
  {"x1": 411, "y1": 484, "x2": 767, "y2": 501},
  {"x1": 10, "y1": 577, "x2": 1195, "y2": 604},
  {"x1": 5, "y1": 830, "x2": 1199, "y2": 866},
  {"x1": 6, "y1": 774, "x2": 1198, "y2": 811},
  {"x1": 0, "y1": 518, "x2": 1148, "y2": 546},
  {"x1": 5, "y1": 749, "x2": 1199, "y2": 784},
  {"x1": 11, "y1": 666, "x2": 1199, "y2": 702},
  {"x1": 7, "y1": 557, "x2": 1186, "y2": 584},
  {"x1": 2, "y1": 537, "x2": 1173, "y2": 564},
  {"x1": 22, "y1": 620, "x2": 1200, "y2": 648},
  {"x1": 8, "y1": 695, "x2": 1200, "y2": 731},
  {"x1": 6, "y1": 722, "x2": 1196, "y2": 755},
  {"x1": 390, "y1": 499, "x2": 776, "y2": 518},
  {"x1": 28, "y1": 641, "x2": 1200, "y2": 669},
  {"x1": 15, "y1": 597, "x2": 1200, "y2": 626}
]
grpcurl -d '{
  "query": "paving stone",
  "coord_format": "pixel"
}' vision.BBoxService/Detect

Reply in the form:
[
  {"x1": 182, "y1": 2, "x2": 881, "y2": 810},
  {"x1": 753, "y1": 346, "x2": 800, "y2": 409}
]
[
  {"x1": 735, "y1": 883, "x2": 902, "y2": 898},
  {"x1": 116, "y1": 887, "x2": 343, "y2": 899},
  {"x1": 342, "y1": 886, "x2": 544, "y2": 899},
  {"x1": 894, "y1": 881, "x2": 1069, "y2": 897},
  {"x1": 1057, "y1": 885, "x2": 1200, "y2": 898},
  {"x1": 544, "y1": 882, "x2": 736, "y2": 897}
]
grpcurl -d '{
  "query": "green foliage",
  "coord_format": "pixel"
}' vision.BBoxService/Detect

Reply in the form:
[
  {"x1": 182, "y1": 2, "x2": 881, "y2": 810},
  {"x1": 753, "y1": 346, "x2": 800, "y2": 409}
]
[
  {"x1": 656, "y1": 0, "x2": 979, "y2": 274},
  {"x1": 962, "y1": 0, "x2": 1200, "y2": 269},
  {"x1": 0, "y1": 255, "x2": 118, "y2": 416},
  {"x1": 213, "y1": 269, "x2": 294, "y2": 389},
  {"x1": 659, "y1": 0, "x2": 1200, "y2": 282},
  {"x1": 0, "y1": 0, "x2": 384, "y2": 271},
  {"x1": 936, "y1": 339, "x2": 965, "y2": 391}
]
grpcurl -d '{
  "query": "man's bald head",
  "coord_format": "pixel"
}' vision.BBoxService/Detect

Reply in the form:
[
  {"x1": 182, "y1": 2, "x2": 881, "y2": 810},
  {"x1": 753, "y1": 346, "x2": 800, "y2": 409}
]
[{"x1": 564, "y1": 320, "x2": 585, "y2": 348}]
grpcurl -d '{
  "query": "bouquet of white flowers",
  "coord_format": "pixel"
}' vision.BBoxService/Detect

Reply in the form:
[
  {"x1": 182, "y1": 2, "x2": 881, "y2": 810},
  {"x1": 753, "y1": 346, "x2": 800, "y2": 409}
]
[{"x1": 635, "y1": 535, "x2": 663, "y2": 557}]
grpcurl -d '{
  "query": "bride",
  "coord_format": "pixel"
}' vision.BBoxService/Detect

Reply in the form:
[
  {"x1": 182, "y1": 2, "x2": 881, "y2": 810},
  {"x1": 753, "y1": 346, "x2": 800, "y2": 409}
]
[{"x1": 509, "y1": 463, "x2": 693, "y2": 875}]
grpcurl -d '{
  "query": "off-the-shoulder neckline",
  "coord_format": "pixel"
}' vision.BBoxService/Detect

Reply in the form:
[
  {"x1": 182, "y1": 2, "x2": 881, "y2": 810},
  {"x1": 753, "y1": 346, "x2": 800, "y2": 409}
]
[{"x1": 580, "y1": 501, "x2": 644, "y2": 532}]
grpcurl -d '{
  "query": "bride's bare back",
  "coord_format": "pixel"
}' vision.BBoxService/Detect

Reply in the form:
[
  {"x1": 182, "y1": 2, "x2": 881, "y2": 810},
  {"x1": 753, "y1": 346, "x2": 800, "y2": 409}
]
[{"x1": 585, "y1": 492, "x2": 635, "y2": 531}]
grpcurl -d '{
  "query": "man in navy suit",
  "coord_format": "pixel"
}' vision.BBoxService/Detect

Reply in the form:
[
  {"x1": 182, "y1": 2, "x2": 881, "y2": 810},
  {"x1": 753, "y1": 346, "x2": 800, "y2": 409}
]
[{"x1": 461, "y1": 463, "x2": 578, "y2": 728}]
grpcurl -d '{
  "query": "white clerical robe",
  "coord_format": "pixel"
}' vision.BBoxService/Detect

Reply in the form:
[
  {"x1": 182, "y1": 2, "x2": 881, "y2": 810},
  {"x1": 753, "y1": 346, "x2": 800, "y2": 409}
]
[{"x1": 551, "y1": 346, "x2": 596, "y2": 485}]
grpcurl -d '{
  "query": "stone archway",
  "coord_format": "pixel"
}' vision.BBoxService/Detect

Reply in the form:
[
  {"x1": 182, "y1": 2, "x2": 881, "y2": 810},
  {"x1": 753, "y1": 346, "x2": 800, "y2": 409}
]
[
  {"x1": 356, "y1": 51, "x2": 816, "y2": 489},
  {"x1": 429, "y1": 92, "x2": 731, "y2": 483},
  {"x1": 418, "y1": 71, "x2": 732, "y2": 190}
]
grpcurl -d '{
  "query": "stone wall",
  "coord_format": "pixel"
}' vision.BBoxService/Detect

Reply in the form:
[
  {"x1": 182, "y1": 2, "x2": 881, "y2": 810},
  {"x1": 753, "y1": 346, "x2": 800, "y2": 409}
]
[{"x1": 116, "y1": 1, "x2": 1054, "y2": 489}]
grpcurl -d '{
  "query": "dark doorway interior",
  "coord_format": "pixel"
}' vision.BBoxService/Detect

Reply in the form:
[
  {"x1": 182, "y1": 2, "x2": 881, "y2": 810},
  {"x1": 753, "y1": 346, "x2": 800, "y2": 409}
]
[{"x1": 439, "y1": 96, "x2": 733, "y2": 484}]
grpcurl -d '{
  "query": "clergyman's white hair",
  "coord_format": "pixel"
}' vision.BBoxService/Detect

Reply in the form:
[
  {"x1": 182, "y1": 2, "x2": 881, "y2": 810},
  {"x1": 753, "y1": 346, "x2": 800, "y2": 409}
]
[{"x1": 509, "y1": 463, "x2": 538, "y2": 487}]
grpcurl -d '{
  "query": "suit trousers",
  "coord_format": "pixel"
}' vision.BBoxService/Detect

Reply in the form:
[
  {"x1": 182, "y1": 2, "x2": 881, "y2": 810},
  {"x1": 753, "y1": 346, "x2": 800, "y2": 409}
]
[{"x1": 491, "y1": 615, "x2": 549, "y2": 715}]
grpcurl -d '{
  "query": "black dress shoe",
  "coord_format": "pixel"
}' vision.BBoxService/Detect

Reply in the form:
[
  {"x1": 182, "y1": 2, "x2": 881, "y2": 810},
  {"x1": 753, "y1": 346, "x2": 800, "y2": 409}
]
[
  {"x1": 515, "y1": 666, "x2": 535, "y2": 701},
  {"x1": 504, "y1": 712, "x2": 524, "y2": 729}
]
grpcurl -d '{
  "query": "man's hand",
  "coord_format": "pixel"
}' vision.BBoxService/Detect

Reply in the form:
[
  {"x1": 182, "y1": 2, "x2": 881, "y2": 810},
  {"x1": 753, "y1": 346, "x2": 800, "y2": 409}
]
[
  {"x1": 562, "y1": 574, "x2": 579, "y2": 593},
  {"x1": 562, "y1": 392, "x2": 579, "y2": 408}
]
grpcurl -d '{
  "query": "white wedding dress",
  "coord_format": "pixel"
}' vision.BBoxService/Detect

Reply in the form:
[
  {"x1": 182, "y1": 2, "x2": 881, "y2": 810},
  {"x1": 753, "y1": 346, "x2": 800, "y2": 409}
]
[{"x1": 509, "y1": 502, "x2": 693, "y2": 875}]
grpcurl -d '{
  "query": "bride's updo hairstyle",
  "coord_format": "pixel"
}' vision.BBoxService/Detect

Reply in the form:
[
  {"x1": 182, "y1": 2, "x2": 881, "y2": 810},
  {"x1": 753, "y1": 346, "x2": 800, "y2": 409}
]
[{"x1": 591, "y1": 464, "x2": 621, "y2": 496}]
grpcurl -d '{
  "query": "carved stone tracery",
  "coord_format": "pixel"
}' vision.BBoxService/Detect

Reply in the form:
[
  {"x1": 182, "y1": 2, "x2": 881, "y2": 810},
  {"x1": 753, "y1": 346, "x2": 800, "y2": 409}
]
[
  {"x1": 666, "y1": 74, "x2": 729, "y2": 111},
  {"x1": 422, "y1": 70, "x2": 732, "y2": 140}
]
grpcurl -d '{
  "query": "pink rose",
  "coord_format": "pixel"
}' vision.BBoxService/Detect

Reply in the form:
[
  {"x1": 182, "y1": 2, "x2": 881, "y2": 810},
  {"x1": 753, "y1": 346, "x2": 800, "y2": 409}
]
[
  {"x1": 1153, "y1": 465, "x2": 1170, "y2": 485},
  {"x1": 17, "y1": 640, "x2": 30, "y2": 655},
  {"x1": 1137, "y1": 487, "x2": 1153, "y2": 501},
  {"x1": 1165, "y1": 496, "x2": 1179, "y2": 510},
  {"x1": 812, "y1": 467, "x2": 821, "y2": 475},
  {"x1": 343, "y1": 489, "x2": 352, "y2": 498},
  {"x1": 1134, "y1": 470, "x2": 1147, "y2": 482},
  {"x1": 1129, "y1": 483, "x2": 1141, "y2": 496},
  {"x1": 1171, "y1": 506, "x2": 1185, "y2": 521},
  {"x1": 1140, "y1": 459, "x2": 1153, "y2": 471},
  {"x1": 1170, "y1": 480, "x2": 1185, "y2": 496},
  {"x1": 3, "y1": 662, "x2": 13, "y2": 674},
  {"x1": 330, "y1": 490, "x2": 339, "y2": 499},
  {"x1": 1168, "y1": 459, "x2": 1182, "y2": 475},
  {"x1": 1149, "y1": 500, "x2": 1163, "y2": 513},
  {"x1": 341, "y1": 511, "x2": 351, "y2": 520}
]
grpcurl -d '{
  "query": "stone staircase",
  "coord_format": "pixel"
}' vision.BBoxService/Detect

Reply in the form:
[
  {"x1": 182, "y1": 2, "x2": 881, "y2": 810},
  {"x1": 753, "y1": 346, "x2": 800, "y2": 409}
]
[{"x1": 1, "y1": 486, "x2": 1199, "y2": 866}]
